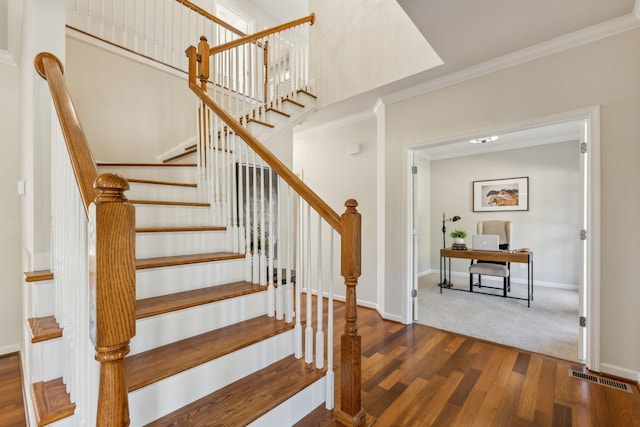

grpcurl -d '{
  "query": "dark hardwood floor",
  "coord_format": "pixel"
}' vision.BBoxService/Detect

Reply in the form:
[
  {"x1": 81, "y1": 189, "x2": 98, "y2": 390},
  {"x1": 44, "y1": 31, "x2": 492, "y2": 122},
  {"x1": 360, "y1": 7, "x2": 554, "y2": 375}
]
[
  {"x1": 333, "y1": 303, "x2": 640, "y2": 427},
  {"x1": 0, "y1": 353, "x2": 26, "y2": 427},
  {"x1": 3, "y1": 302, "x2": 639, "y2": 426}
]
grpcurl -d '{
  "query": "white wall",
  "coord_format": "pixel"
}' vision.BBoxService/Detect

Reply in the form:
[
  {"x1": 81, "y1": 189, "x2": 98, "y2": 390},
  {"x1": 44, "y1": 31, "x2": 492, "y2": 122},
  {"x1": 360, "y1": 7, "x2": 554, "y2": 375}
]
[
  {"x1": 426, "y1": 141, "x2": 580, "y2": 286},
  {"x1": 65, "y1": 37, "x2": 196, "y2": 162},
  {"x1": 293, "y1": 118, "x2": 377, "y2": 306},
  {"x1": 0, "y1": 61, "x2": 23, "y2": 353},
  {"x1": 385, "y1": 28, "x2": 640, "y2": 378},
  {"x1": 308, "y1": 0, "x2": 441, "y2": 107}
]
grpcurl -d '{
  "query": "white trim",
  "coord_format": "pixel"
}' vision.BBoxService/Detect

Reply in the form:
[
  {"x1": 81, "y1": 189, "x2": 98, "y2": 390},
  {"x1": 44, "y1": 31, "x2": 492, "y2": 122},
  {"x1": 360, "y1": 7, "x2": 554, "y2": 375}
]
[
  {"x1": 423, "y1": 269, "x2": 579, "y2": 291},
  {"x1": 406, "y1": 106, "x2": 602, "y2": 372},
  {"x1": 0, "y1": 344, "x2": 20, "y2": 356},
  {"x1": 0, "y1": 0, "x2": 23, "y2": 66},
  {"x1": 65, "y1": 27, "x2": 187, "y2": 80},
  {"x1": 383, "y1": 14, "x2": 640, "y2": 106},
  {"x1": 599, "y1": 363, "x2": 640, "y2": 383},
  {"x1": 293, "y1": 109, "x2": 374, "y2": 138}
]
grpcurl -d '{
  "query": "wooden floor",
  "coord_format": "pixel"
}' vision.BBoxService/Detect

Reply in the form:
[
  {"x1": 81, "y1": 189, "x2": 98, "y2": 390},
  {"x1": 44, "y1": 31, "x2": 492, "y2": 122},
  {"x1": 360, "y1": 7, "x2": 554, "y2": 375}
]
[
  {"x1": 0, "y1": 353, "x2": 26, "y2": 427},
  {"x1": 3, "y1": 303, "x2": 640, "y2": 426},
  {"x1": 334, "y1": 303, "x2": 640, "y2": 427}
]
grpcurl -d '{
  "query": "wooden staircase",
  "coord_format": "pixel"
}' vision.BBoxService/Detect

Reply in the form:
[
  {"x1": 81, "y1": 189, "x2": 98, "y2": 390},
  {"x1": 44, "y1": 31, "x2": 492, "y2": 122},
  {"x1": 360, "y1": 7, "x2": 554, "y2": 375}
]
[
  {"x1": 26, "y1": 8, "x2": 370, "y2": 424},
  {"x1": 24, "y1": 160, "x2": 328, "y2": 425}
]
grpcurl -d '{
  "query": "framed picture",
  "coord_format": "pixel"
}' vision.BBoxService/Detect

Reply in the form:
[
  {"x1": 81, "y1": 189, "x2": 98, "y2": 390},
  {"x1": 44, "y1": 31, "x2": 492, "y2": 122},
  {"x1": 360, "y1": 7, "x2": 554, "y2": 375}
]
[{"x1": 473, "y1": 177, "x2": 529, "y2": 212}]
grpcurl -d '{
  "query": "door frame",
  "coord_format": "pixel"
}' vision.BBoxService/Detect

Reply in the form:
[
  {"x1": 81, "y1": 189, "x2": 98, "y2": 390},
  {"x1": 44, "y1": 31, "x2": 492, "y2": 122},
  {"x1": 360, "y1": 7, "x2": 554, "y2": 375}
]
[{"x1": 405, "y1": 106, "x2": 600, "y2": 371}]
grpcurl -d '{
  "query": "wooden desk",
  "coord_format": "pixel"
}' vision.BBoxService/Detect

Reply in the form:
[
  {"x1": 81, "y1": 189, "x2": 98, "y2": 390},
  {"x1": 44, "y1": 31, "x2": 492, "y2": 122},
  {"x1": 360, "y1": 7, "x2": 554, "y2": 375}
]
[{"x1": 440, "y1": 248, "x2": 534, "y2": 307}]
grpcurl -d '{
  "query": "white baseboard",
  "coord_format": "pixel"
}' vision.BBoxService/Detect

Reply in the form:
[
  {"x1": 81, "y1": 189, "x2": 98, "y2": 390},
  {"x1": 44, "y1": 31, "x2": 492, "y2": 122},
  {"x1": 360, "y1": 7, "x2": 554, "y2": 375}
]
[
  {"x1": 599, "y1": 362, "x2": 640, "y2": 383},
  {"x1": 421, "y1": 269, "x2": 578, "y2": 291},
  {"x1": 0, "y1": 343, "x2": 20, "y2": 356}
]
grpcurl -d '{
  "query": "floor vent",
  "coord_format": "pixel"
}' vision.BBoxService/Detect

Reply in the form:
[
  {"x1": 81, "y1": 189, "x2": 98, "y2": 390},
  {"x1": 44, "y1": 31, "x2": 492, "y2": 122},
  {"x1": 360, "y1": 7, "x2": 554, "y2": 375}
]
[{"x1": 569, "y1": 369, "x2": 632, "y2": 393}]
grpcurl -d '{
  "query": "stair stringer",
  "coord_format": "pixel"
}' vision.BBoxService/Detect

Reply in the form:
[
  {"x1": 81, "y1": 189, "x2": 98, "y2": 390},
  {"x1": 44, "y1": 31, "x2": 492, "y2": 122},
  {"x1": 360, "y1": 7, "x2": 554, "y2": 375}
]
[{"x1": 128, "y1": 329, "x2": 295, "y2": 426}]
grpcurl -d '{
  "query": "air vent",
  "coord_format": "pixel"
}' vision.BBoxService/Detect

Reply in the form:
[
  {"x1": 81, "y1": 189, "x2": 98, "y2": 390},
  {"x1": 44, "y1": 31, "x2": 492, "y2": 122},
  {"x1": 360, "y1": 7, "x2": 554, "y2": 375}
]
[{"x1": 569, "y1": 369, "x2": 632, "y2": 393}]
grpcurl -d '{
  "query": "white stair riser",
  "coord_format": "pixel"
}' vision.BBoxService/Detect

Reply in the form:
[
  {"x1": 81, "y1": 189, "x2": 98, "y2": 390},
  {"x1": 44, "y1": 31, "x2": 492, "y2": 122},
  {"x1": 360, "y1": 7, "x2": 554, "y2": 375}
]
[
  {"x1": 98, "y1": 165, "x2": 198, "y2": 183},
  {"x1": 136, "y1": 230, "x2": 227, "y2": 258},
  {"x1": 128, "y1": 330, "x2": 295, "y2": 426},
  {"x1": 126, "y1": 183, "x2": 205, "y2": 204},
  {"x1": 134, "y1": 204, "x2": 214, "y2": 228},
  {"x1": 249, "y1": 377, "x2": 326, "y2": 427},
  {"x1": 130, "y1": 291, "x2": 267, "y2": 355},
  {"x1": 135, "y1": 258, "x2": 245, "y2": 299},
  {"x1": 29, "y1": 280, "x2": 54, "y2": 318},
  {"x1": 29, "y1": 339, "x2": 63, "y2": 383}
]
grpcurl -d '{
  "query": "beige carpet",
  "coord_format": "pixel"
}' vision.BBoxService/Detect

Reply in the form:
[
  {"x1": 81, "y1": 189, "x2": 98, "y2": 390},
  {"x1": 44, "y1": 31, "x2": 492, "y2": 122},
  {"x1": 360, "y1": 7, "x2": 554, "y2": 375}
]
[{"x1": 417, "y1": 273, "x2": 579, "y2": 361}]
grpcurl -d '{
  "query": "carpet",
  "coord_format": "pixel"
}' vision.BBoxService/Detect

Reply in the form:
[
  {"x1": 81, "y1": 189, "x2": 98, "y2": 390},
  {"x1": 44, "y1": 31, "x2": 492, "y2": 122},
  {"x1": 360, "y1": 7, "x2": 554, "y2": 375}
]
[{"x1": 417, "y1": 273, "x2": 579, "y2": 361}]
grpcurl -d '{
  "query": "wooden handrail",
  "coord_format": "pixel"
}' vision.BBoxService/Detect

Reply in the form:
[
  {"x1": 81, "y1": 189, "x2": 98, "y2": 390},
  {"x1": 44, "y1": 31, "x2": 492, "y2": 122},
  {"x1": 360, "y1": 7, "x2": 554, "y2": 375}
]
[
  {"x1": 209, "y1": 13, "x2": 315, "y2": 55},
  {"x1": 34, "y1": 52, "x2": 99, "y2": 215},
  {"x1": 175, "y1": 0, "x2": 246, "y2": 37},
  {"x1": 189, "y1": 79, "x2": 341, "y2": 232},
  {"x1": 35, "y1": 52, "x2": 136, "y2": 425}
]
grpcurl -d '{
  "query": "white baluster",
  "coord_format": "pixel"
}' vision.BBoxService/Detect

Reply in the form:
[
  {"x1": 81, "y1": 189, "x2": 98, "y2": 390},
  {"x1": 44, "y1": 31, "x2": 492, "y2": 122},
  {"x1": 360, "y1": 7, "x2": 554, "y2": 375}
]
[
  {"x1": 238, "y1": 141, "x2": 245, "y2": 254},
  {"x1": 325, "y1": 230, "x2": 334, "y2": 409},
  {"x1": 294, "y1": 194, "x2": 303, "y2": 358},
  {"x1": 315, "y1": 218, "x2": 324, "y2": 369},
  {"x1": 259, "y1": 159, "x2": 268, "y2": 287},
  {"x1": 285, "y1": 185, "x2": 293, "y2": 323},
  {"x1": 244, "y1": 147, "x2": 252, "y2": 282},
  {"x1": 252, "y1": 151, "x2": 259, "y2": 284},
  {"x1": 275, "y1": 175, "x2": 283, "y2": 320},
  {"x1": 305, "y1": 203, "x2": 313, "y2": 364}
]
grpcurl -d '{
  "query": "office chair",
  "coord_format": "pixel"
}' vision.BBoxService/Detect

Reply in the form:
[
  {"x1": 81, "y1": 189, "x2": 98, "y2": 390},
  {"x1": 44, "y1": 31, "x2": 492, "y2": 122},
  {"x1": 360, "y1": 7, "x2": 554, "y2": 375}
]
[{"x1": 469, "y1": 220, "x2": 512, "y2": 295}]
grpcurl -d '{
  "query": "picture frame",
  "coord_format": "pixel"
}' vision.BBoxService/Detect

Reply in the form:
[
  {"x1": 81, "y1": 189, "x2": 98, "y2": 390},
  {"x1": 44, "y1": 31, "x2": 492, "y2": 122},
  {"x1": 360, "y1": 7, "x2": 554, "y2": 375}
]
[{"x1": 473, "y1": 177, "x2": 529, "y2": 212}]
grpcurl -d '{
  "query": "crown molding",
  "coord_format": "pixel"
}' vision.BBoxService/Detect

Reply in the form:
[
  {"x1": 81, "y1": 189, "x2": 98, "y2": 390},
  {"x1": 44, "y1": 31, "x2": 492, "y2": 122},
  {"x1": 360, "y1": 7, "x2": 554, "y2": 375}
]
[
  {"x1": 293, "y1": 108, "x2": 374, "y2": 139},
  {"x1": 383, "y1": 12, "x2": 640, "y2": 105}
]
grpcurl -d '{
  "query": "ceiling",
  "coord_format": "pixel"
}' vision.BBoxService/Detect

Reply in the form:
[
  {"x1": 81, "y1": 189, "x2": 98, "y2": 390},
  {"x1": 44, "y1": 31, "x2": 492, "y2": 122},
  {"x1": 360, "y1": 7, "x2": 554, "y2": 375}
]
[{"x1": 286, "y1": 0, "x2": 637, "y2": 157}]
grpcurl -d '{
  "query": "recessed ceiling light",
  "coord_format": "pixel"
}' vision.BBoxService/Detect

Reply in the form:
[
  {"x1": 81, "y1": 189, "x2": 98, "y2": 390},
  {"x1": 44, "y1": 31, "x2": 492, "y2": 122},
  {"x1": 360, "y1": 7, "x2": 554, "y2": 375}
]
[{"x1": 469, "y1": 135, "x2": 499, "y2": 144}]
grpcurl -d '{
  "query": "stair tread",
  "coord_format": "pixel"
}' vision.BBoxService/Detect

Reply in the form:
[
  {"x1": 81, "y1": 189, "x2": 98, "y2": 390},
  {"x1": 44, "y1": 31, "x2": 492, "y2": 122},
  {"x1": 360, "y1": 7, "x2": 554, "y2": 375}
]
[
  {"x1": 136, "y1": 281, "x2": 265, "y2": 319},
  {"x1": 31, "y1": 378, "x2": 75, "y2": 426},
  {"x1": 127, "y1": 178, "x2": 197, "y2": 188},
  {"x1": 265, "y1": 106, "x2": 291, "y2": 118},
  {"x1": 97, "y1": 162, "x2": 196, "y2": 167},
  {"x1": 136, "y1": 226, "x2": 226, "y2": 233},
  {"x1": 297, "y1": 89, "x2": 318, "y2": 99},
  {"x1": 28, "y1": 316, "x2": 62, "y2": 343},
  {"x1": 24, "y1": 270, "x2": 54, "y2": 282},
  {"x1": 282, "y1": 97, "x2": 305, "y2": 108},
  {"x1": 125, "y1": 315, "x2": 294, "y2": 391},
  {"x1": 247, "y1": 117, "x2": 275, "y2": 128},
  {"x1": 146, "y1": 355, "x2": 325, "y2": 426},
  {"x1": 130, "y1": 199, "x2": 210, "y2": 207},
  {"x1": 163, "y1": 147, "x2": 197, "y2": 163},
  {"x1": 136, "y1": 252, "x2": 244, "y2": 270}
]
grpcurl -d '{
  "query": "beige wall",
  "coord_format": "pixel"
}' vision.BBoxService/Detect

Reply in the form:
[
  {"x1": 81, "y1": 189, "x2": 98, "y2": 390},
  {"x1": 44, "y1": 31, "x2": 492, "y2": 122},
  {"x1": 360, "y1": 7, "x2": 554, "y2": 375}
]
[
  {"x1": 385, "y1": 28, "x2": 640, "y2": 376},
  {"x1": 293, "y1": 118, "x2": 378, "y2": 306},
  {"x1": 65, "y1": 37, "x2": 196, "y2": 162},
  {"x1": 0, "y1": 61, "x2": 23, "y2": 352},
  {"x1": 308, "y1": 0, "x2": 441, "y2": 107}
]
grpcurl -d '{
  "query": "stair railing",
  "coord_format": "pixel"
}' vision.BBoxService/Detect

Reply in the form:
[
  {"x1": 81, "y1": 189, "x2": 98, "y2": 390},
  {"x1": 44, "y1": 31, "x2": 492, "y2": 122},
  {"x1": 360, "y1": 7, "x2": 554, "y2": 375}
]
[
  {"x1": 35, "y1": 53, "x2": 136, "y2": 426},
  {"x1": 186, "y1": 20, "x2": 368, "y2": 425},
  {"x1": 66, "y1": 0, "x2": 247, "y2": 73}
]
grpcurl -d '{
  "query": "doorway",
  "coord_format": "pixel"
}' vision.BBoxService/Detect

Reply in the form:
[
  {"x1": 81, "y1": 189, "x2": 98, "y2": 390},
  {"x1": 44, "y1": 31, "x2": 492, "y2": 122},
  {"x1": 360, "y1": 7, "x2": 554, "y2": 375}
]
[{"x1": 407, "y1": 108, "x2": 600, "y2": 369}]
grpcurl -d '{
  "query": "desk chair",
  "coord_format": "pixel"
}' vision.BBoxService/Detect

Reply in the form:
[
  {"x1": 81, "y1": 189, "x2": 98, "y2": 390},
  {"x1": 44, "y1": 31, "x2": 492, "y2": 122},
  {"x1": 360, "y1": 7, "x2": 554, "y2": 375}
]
[{"x1": 469, "y1": 220, "x2": 512, "y2": 295}]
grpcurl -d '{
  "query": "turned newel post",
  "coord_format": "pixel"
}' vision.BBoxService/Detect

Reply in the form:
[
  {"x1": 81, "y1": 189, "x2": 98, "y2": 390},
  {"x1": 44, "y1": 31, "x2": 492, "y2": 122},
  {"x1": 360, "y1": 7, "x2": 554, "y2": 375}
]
[
  {"x1": 90, "y1": 173, "x2": 136, "y2": 427},
  {"x1": 197, "y1": 36, "x2": 210, "y2": 91},
  {"x1": 336, "y1": 199, "x2": 367, "y2": 427}
]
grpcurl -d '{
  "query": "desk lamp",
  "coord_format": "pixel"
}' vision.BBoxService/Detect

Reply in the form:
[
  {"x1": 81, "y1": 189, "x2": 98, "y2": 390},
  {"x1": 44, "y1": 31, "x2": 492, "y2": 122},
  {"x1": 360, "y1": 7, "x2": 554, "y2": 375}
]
[{"x1": 440, "y1": 213, "x2": 461, "y2": 288}]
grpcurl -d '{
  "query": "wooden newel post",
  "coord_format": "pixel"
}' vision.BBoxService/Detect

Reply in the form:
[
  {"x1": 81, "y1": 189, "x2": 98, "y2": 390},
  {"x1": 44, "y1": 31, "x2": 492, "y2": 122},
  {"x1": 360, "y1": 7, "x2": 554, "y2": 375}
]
[
  {"x1": 90, "y1": 173, "x2": 136, "y2": 427},
  {"x1": 197, "y1": 36, "x2": 210, "y2": 91},
  {"x1": 336, "y1": 199, "x2": 367, "y2": 427}
]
